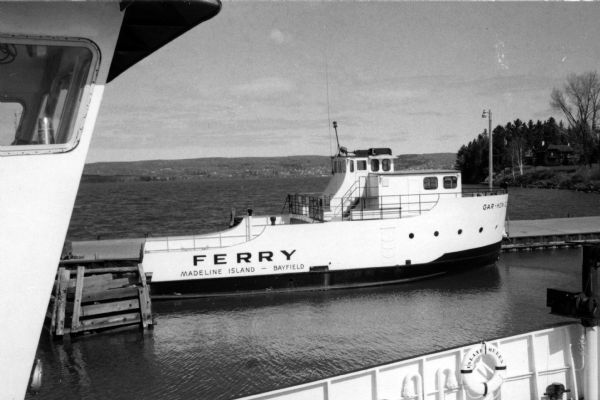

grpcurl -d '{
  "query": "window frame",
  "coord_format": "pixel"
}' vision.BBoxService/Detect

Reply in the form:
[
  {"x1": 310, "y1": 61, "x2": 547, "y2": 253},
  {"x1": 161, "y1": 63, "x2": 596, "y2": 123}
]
[
  {"x1": 382, "y1": 158, "x2": 391, "y2": 172},
  {"x1": 423, "y1": 176, "x2": 438, "y2": 190},
  {"x1": 371, "y1": 159, "x2": 380, "y2": 172},
  {"x1": 0, "y1": 35, "x2": 100, "y2": 157},
  {"x1": 443, "y1": 175, "x2": 457, "y2": 189}
]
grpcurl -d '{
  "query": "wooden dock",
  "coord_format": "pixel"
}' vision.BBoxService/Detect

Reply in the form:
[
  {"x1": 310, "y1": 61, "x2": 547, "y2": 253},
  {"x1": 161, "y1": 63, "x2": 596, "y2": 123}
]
[
  {"x1": 46, "y1": 264, "x2": 153, "y2": 337},
  {"x1": 503, "y1": 216, "x2": 600, "y2": 251}
]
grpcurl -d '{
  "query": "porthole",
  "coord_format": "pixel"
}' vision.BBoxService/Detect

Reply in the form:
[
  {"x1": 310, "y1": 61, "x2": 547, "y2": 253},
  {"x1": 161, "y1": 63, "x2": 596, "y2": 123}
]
[
  {"x1": 434, "y1": 231, "x2": 439, "y2": 237},
  {"x1": 479, "y1": 227, "x2": 483, "y2": 233},
  {"x1": 458, "y1": 229, "x2": 462, "y2": 235},
  {"x1": 409, "y1": 233, "x2": 414, "y2": 239}
]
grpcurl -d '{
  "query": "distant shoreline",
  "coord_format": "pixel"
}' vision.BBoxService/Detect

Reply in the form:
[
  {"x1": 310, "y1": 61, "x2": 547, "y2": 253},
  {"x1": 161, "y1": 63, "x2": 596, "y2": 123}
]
[{"x1": 81, "y1": 153, "x2": 456, "y2": 183}]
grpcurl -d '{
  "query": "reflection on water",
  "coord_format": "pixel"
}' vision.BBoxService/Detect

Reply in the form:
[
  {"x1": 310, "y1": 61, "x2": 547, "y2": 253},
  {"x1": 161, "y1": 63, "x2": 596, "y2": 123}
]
[
  {"x1": 30, "y1": 249, "x2": 579, "y2": 400},
  {"x1": 41, "y1": 178, "x2": 593, "y2": 398}
]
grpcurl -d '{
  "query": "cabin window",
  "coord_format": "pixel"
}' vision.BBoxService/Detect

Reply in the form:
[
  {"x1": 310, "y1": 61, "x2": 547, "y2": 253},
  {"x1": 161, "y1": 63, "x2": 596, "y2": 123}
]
[
  {"x1": 371, "y1": 159, "x2": 380, "y2": 172},
  {"x1": 423, "y1": 177, "x2": 438, "y2": 190},
  {"x1": 0, "y1": 38, "x2": 97, "y2": 154},
  {"x1": 357, "y1": 160, "x2": 367, "y2": 170},
  {"x1": 443, "y1": 176, "x2": 457, "y2": 189},
  {"x1": 349, "y1": 160, "x2": 354, "y2": 172},
  {"x1": 382, "y1": 159, "x2": 391, "y2": 172}
]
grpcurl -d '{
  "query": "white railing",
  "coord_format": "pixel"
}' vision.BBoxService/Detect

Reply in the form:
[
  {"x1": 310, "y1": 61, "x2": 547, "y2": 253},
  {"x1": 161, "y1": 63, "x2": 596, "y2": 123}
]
[
  {"x1": 237, "y1": 323, "x2": 581, "y2": 400},
  {"x1": 144, "y1": 224, "x2": 267, "y2": 253}
]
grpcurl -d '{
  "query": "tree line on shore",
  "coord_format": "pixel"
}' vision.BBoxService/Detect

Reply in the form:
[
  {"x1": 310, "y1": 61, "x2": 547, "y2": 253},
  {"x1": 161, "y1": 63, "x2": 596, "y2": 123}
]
[{"x1": 456, "y1": 71, "x2": 600, "y2": 187}]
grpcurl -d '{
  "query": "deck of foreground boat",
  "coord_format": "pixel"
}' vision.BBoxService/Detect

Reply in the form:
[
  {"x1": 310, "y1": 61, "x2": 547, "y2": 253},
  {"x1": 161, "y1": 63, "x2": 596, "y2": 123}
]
[{"x1": 65, "y1": 216, "x2": 600, "y2": 262}]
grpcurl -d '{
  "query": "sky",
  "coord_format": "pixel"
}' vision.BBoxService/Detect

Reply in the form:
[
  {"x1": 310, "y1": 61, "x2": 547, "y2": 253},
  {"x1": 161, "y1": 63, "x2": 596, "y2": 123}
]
[{"x1": 89, "y1": 1, "x2": 600, "y2": 163}]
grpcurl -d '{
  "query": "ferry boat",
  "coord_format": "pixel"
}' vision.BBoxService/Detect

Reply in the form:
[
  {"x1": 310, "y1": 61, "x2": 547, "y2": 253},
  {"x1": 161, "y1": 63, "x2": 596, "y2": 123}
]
[
  {"x1": 141, "y1": 147, "x2": 508, "y2": 297},
  {"x1": 5, "y1": 2, "x2": 599, "y2": 400},
  {"x1": 0, "y1": 1, "x2": 220, "y2": 398}
]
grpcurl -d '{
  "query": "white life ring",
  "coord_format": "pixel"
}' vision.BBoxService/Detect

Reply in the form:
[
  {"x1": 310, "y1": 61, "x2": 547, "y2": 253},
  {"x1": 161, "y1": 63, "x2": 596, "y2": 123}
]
[{"x1": 460, "y1": 342, "x2": 506, "y2": 398}]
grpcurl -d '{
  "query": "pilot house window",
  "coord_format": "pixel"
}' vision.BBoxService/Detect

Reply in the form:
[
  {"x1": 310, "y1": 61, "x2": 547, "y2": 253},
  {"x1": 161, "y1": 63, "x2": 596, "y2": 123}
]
[
  {"x1": 382, "y1": 159, "x2": 391, "y2": 172},
  {"x1": 423, "y1": 177, "x2": 438, "y2": 190},
  {"x1": 371, "y1": 159, "x2": 380, "y2": 172},
  {"x1": 0, "y1": 39, "x2": 95, "y2": 151},
  {"x1": 357, "y1": 160, "x2": 367, "y2": 170}
]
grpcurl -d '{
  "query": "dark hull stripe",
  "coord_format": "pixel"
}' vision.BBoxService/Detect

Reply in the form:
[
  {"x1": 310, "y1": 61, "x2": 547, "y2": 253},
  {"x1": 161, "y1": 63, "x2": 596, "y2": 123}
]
[{"x1": 149, "y1": 241, "x2": 501, "y2": 299}]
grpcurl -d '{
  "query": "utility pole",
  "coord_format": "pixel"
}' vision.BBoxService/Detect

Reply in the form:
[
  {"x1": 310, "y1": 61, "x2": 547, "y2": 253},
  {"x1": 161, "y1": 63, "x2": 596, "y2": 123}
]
[{"x1": 482, "y1": 109, "x2": 492, "y2": 189}]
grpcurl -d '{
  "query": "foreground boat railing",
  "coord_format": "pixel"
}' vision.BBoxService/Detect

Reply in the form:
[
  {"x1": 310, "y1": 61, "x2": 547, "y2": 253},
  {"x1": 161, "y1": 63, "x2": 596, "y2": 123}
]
[{"x1": 237, "y1": 322, "x2": 583, "y2": 400}]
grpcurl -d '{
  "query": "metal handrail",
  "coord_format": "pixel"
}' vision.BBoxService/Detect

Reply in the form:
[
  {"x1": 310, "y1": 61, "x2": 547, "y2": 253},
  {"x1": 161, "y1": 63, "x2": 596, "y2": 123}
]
[
  {"x1": 145, "y1": 225, "x2": 267, "y2": 253},
  {"x1": 330, "y1": 176, "x2": 367, "y2": 217},
  {"x1": 287, "y1": 187, "x2": 507, "y2": 222}
]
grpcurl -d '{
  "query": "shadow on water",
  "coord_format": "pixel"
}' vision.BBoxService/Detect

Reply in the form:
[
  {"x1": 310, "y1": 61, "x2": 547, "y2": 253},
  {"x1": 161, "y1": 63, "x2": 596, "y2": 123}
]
[{"x1": 154, "y1": 263, "x2": 503, "y2": 316}]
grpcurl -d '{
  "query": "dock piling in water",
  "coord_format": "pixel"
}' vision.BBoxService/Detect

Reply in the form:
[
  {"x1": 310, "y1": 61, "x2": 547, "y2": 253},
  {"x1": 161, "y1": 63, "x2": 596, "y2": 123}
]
[{"x1": 45, "y1": 264, "x2": 153, "y2": 338}]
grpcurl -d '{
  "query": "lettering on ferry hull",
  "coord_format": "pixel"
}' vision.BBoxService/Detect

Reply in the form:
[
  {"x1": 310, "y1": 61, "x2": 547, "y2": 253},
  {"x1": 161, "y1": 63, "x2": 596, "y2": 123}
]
[
  {"x1": 273, "y1": 264, "x2": 304, "y2": 272},
  {"x1": 193, "y1": 249, "x2": 297, "y2": 266}
]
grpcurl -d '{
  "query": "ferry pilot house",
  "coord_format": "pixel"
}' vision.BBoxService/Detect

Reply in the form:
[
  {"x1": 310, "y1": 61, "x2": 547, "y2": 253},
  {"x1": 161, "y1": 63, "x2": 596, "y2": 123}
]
[{"x1": 0, "y1": 40, "x2": 96, "y2": 151}]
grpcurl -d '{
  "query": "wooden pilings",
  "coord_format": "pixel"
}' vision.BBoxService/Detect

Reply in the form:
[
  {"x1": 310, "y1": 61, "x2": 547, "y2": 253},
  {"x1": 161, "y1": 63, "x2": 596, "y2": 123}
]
[{"x1": 46, "y1": 264, "x2": 152, "y2": 338}]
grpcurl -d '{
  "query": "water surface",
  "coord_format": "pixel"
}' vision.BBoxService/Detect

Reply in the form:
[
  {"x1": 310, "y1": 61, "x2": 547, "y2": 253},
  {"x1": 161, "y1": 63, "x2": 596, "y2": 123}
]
[{"x1": 29, "y1": 179, "x2": 598, "y2": 399}]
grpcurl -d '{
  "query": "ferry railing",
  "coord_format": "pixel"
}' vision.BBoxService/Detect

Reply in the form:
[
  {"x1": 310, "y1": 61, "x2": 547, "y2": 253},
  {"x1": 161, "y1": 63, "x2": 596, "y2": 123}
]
[
  {"x1": 330, "y1": 176, "x2": 367, "y2": 219},
  {"x1": 285, "y1": 193, "x2": 332, "y2": 221},
  {"x1": 144, "y1": 225, "x2": 268, "y2": 253},
  {"x1": 462, "y1": 187, "x2": 507, "y2": 197},
  {"x1": 285, "y1": 187, "x2": 507, "y2": 222},
  {"x1": 347, "y1": 193, "x2": 440, "y2": 221}
]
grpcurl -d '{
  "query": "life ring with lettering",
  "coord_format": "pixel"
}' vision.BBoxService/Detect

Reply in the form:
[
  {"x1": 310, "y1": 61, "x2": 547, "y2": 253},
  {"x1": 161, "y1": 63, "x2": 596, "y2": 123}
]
[{"x1": 460, "y1": 342, "x2": 506, "y2": 398}]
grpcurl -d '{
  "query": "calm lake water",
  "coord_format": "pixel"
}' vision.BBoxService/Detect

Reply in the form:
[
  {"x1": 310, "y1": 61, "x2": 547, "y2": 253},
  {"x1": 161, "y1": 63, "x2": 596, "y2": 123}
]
[
  {"x1": 66, "y1": 178, "x2": 600, "y2": 241},
  {"x1": 29, "y1": 178, "x2": 600, "y2": 400}
]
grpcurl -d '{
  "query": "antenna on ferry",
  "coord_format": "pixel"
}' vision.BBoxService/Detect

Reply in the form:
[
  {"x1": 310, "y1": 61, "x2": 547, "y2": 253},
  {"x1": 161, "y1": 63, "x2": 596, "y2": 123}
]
[{"x1": 333, "y1": 121, "x2": 341, "y2": 155}]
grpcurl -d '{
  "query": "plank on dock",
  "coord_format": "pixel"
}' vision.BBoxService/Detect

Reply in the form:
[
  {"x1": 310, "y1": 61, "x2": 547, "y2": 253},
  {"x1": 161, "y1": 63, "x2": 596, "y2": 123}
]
[
  {"x1": 70, "y1": 266, "x2": 85, "y2": 332},
  {"x1": 507, "y1": 216, "x2": 600, "y2": 238},
  {"x1": 46, "y1": 264, "x2": 153, "y2": 337}
]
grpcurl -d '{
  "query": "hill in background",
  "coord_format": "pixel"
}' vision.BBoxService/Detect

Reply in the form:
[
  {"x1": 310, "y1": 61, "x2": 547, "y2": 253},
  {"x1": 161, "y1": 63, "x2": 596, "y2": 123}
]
[{"x1": 82, "y1": 153, "x2": 456, "y2": 182}]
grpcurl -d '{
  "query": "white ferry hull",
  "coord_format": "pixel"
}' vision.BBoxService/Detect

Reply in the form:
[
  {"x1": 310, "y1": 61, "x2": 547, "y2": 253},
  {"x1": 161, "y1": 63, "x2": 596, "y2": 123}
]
[{"x1": 142, "y1": 193, "x2": 508, "y2": 298}]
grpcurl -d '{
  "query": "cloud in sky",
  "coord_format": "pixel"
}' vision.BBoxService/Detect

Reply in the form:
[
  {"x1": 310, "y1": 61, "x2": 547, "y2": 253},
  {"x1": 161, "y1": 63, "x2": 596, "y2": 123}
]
[
  {"x1": 495, "y1": 40, "x2": 509, "y2": 71},
  {"x1": 269, "y1": 28, "x2": 291, "y2": 45},
  {"x1": 89, "y1": 2, "x2": 600, "y2": 162},
  {"x1": 230, "y1": 77, "x2": 296, "y2": 99}
]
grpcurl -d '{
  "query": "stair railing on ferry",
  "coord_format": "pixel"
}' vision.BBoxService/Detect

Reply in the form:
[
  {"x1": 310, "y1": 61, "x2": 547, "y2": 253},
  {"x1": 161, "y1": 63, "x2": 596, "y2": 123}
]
[{"x1": 335, "y1": 176, "x2": 367, "y2": 218}]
